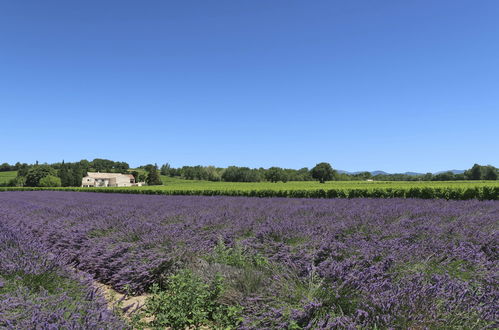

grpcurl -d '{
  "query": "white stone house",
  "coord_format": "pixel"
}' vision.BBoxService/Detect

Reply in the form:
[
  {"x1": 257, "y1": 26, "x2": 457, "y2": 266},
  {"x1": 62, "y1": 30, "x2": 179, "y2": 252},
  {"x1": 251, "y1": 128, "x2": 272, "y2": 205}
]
[{"x1": 81, "y1": 172, "x2": 143, "y2": 187}]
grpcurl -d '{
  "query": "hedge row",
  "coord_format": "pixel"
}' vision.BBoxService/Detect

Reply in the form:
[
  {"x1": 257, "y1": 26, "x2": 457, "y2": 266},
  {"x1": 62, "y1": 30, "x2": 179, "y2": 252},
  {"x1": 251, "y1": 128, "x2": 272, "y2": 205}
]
[{"x1": 1, "y1": 186, "x2": 497, "y2": 200}]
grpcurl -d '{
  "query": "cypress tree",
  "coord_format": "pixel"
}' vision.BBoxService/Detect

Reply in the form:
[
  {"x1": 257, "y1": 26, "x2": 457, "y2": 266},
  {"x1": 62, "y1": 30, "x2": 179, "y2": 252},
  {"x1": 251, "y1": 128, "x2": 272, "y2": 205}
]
[
  {"x1": 59, "y1": 161, "x2": 71, "y2": 187},
  {"x1": 71, "y1": 164, "x2": 84, "y2": 187}
]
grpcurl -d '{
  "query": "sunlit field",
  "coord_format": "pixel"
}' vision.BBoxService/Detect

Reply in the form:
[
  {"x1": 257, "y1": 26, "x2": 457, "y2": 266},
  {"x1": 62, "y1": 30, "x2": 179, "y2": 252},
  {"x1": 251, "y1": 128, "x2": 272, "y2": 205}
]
[
  {"x1": 2, "y1": 177, "x2": 497, "y2": 200},
  {"x1": 0, "y1": 171, "x2": 16, "y2": 185}
]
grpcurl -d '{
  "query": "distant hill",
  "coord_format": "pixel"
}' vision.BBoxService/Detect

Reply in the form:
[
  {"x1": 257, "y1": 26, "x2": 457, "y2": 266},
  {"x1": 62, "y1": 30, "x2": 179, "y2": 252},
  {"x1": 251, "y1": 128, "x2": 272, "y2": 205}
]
[
  {"x1": 371, "y1": 170, "x2": 390, "y2": 176},
  {"x1": 337, "y1": 170, "x2": 354, "y2": 175},
  {"x1": 402, "y1": 172, "x2": 424, "y2": 176},
  {"x1": 337, "y1": 169, "x2": 465, "y2": 176},
  {"x1": 337, "y1": 170, "x2": 389, "y2": 175}
]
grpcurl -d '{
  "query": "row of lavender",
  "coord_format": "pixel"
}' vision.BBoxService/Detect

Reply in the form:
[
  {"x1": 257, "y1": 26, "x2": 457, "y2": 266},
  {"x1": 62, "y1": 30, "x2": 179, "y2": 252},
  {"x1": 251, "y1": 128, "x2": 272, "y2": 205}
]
[
  {"x1": 1, "y1": 191, "x2": 497, "y2": 328},
  {"x1": 0, "y1": 214, "x2": 126, "y2": 328}
]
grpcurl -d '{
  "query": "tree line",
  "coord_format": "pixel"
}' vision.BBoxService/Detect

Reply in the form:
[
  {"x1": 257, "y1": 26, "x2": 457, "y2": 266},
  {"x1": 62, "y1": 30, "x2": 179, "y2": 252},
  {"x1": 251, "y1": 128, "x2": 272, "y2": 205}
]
[
  {"x1": 158, "y1": 162, "x2": 498, "y2": 183},
  {"x1": 1, "y1": 160, "x2": 497, "y2": 187},
  {"x1": 159, "y1": 164, "x2": 314, "y2": 182},
  {"x1": 370, "y1": 164, "x2": 498, "y2": 181}
]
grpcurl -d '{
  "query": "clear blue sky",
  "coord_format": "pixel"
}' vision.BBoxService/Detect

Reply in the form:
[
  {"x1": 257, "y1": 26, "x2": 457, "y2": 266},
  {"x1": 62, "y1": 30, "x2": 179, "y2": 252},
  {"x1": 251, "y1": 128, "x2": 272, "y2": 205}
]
[{"x1": 1, "y1": 1, "x2": 498, "y2": 172}]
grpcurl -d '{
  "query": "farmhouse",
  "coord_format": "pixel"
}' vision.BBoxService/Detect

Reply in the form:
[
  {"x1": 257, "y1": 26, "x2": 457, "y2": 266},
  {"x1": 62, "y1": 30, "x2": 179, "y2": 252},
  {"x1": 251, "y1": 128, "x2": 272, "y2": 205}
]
[{"x1": 81, "y1": 172, "x2": 142, "y2": 187}]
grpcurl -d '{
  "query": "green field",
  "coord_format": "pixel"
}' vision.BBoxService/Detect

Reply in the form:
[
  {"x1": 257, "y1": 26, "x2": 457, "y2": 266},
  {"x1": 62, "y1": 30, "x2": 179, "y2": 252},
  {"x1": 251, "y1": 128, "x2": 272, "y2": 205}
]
[
  {"x1": 156, "y1": 177, "x2": 499, "y2": 191},
  {"x1": 0, "y1": 171, "x2": 17, "y2": 184},
  {"x1": 135, "y1": 178, "x2": 499, "y2": 199},
  {"x1": 1, "y1": 175, "x2": 498, "y2": 200}
]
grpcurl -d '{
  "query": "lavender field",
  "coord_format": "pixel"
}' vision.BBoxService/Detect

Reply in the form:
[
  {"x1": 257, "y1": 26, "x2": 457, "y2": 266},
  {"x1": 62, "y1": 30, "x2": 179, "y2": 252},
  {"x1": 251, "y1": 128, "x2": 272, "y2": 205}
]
[{"x1": 1, "y1": 191, "x2": 498, "y2": 329}]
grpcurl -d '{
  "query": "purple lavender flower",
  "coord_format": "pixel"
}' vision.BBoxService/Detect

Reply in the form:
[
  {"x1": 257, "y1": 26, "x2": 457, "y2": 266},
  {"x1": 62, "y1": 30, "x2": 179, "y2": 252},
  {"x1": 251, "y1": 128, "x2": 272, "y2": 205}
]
[{"x1": 0, "y1": 191, "x2": 497, "y2": 328}]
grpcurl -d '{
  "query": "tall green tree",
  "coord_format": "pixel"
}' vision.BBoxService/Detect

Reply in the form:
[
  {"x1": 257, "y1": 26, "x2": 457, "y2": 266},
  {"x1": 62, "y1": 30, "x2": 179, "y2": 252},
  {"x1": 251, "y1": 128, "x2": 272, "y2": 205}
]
[
  {"x1": 69, "y1": 164, "x2": 85, "y2": 186},
  {"x1": 0, "y1": 163, "x2": 12, "y2": 171},
  {"x1": 25, "y1": 165, "x2": 57, "y2": 187},
  {"x1": 146, "y1": 165, "x2": 162, "y2": 185},
  {"x1": 433, "y1": 171, "x2": 455, "y2": 181},
  {"x1": 58, "y1": 161, "x2": 72, "y2": 186},
  {"x1": 204, "y1": 166, "x2": 222, "y2": 181},
  {"x1": 138, "y1": 173, "x2": 147, "y2": 182},
  {"x1": 221, "y1": 166, "x2": 261, "y2": 182},
  {"x1": 422, "y1": 173, "x2": 433, "y2": 181},
  {"x1": 483, "y1": 166, "x2": 498, "y2": 180},
  {"x1": 311, "y1": 162, "x2": 335, "y2": 183},
  {"x1": 160, "y1": 163, "x2": 171, "y2": 176},
  {"x1": 39, "y1": 175, "x2": 62, "y2": 187},
  {"x1": 17, "y1": 163, "x2": 29, "y2": 177},
  {"x1": 265, "y1": 167, "x2": 288, "y2": 183},
  {"x1": 468, "y1": 164, "x2": 483, "y2": 180}
]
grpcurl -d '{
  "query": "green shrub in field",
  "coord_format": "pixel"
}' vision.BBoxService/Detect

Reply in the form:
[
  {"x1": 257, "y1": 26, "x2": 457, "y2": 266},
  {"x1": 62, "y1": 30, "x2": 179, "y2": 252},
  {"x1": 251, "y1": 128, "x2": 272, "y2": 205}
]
[
  {"x1": 25, "y1": 166, "x2": 57, "y2": 187},
  {"x1": 208, "y1": 239, "x2": 269, "y2": 269},
  {"x1": 38, "y1": 175, "x2": 61, "y2": 187},
  {"x1": 138, "y1": 270, "x2": 243, "y2": 329}
]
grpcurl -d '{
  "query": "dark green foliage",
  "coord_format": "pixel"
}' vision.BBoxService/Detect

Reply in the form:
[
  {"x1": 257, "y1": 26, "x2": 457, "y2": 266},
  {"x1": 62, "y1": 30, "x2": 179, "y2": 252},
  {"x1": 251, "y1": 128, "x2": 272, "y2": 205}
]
[
  {"x1": 24, "y1": 165, "x2": 57, "y2": 187},
  {"x1": 351, "y1": 171, "x2": 372, "y2": 180},
  {"x1": 139, "y1": 270, "x2": 243, "y2": 329},
  {"x1": 138, "y1": 173, "x2": 147, "y2": 182},
  {"x1": 12, "y1": 158, "x2": 130, "y2": 187},
  {"x1": 0, "y1": 163, "x2": 13, "y2": 171},
  {"x1": 265, "y1": 167, "x2": 289, "y2": 183},
  {"x1": 160, "y1": 163, "x2": 171, "y2": 175},
  {"x1": 311, "y1": 162, "x2": 335, "y2": 183},
  {"x1": 58, "y1": 162, "x2": 84, "y2": 187},
  {"x1": 181, "y1": 165, "x2": 222, "y2": 181},
  {"x1": 221, "y1": 166, "x2": 261, "y2": 182},
  {"x1": 16, "y1": 164, "x2": 30, "y2": 177},
  {"x1": 0, "y1": 162, "x2": 25, "y2": 171},
  {"x1": 91, "y1": 158, "x2": 129, "y2": 172},
  {"x1": 146, "y1": 165, "x2": 163, "y2": 185},
  {"x1": 374, "y1": 165, "x2": 498, "y2": 181},
  {"x1": 38, "y1": 175, "x2": 61, "y2": 187},
  {"x1": 58, "y1": 162, "x2": 72, "y2": 187},
  {"x1": 468, "y1": 164, "x2": 483, "y2": 180},
  {"x1": 141, "y1": 164, "x2": 156, "y2": 173},
  {"x1": 422, "y1": 172, "x2": 433, "y2": 180},
  {"x1": 433, "y1": 171, "x2": 455, "y2": 181},
  {"x1": 170, "y1": 165, "x2": 311, "y2": 182},
  {"x1": 483, "y1": 166, "x2": 498, "y2": 180},
  {"x1": 292, "y1": 167, "x2": 313, "y2": 181},
  {"x1": 464, "y1": 164, "x2": 498, "y2": 180},
  {"x1": 9, "y1": 160, "x2": 498, "y2": 186},
  {"x1": 71, "y1": 164, "x2": 84, "y2": 187},
  {"x1": 4, "y1": 177, "x2": 23, "y2": 187}
]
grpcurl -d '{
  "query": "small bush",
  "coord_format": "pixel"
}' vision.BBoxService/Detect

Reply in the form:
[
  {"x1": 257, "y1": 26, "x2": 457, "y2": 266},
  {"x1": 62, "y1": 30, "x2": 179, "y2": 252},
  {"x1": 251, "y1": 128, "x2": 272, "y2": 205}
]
[
  {"x1": 140, "y1": 269, "x2": 243, "y2": 329},
  {"x1": 208, "y1": 238, "x2": 269, "y2": 269},
  {"x1": 38, "y1": 175, "x2": 61, "y2": 187}
]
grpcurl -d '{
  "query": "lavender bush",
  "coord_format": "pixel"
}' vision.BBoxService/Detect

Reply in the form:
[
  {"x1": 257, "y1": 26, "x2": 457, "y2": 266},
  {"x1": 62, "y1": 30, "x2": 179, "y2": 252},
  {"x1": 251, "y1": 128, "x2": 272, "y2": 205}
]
[
  {"x1": 0, "y1": 191, "x2": 497, "y2": 328},
  {"x1": 0, "y1": 222, "x2": 126, "y2": 329}
]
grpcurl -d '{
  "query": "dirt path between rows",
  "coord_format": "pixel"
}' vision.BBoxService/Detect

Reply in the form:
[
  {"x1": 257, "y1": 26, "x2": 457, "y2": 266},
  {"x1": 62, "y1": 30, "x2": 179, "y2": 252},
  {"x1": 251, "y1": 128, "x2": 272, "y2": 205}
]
[{"x1": 93, "y1": 281, "x2": 151, "y2": 321}]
